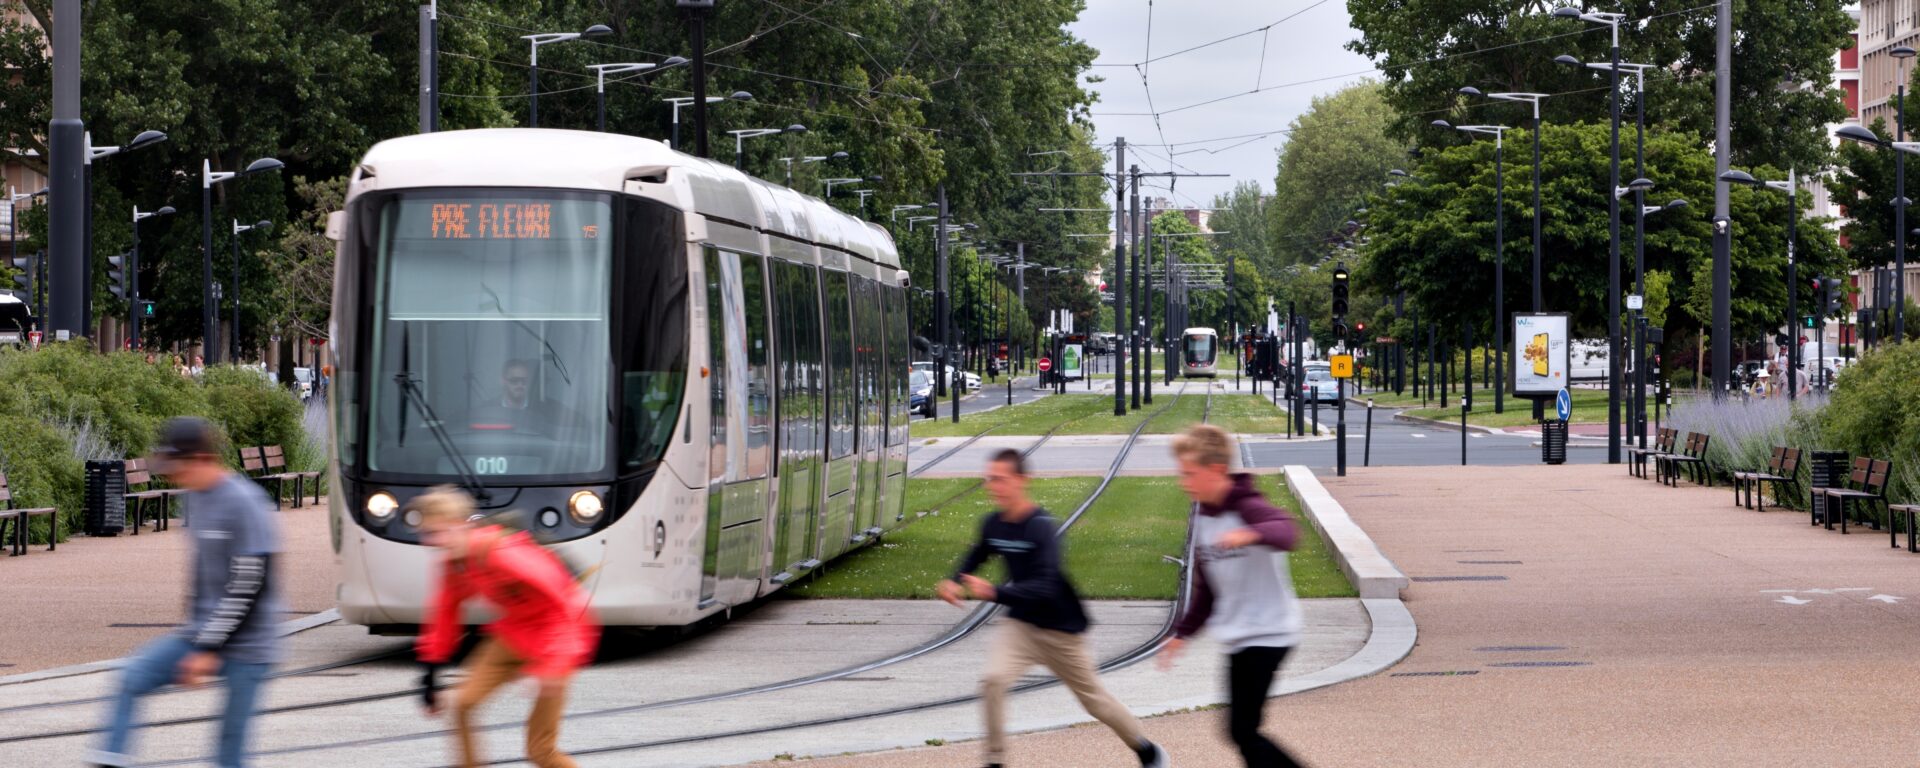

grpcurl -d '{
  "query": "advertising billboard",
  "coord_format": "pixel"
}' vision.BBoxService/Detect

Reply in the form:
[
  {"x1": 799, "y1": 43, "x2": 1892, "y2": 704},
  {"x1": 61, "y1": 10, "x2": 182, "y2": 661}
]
[
  {"x1": 1061, "y1": 343, "x2": 1084, "y2": 380},
  {"x1": 1512, "y1": 313, "x2": 1571, "y2": 396}
]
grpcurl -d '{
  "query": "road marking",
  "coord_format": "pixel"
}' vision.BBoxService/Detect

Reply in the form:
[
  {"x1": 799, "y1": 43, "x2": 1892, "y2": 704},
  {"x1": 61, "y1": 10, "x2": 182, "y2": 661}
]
[
  {"x1": 1775, "y1": 596, "x2": 1812, "y2": 606},
  {"x1": 1410, "y1": 433, "x2": 1428, "y2": 439},
  {"x1": 1868, "y1": 594, "x2": 1903, "y2": 604}
]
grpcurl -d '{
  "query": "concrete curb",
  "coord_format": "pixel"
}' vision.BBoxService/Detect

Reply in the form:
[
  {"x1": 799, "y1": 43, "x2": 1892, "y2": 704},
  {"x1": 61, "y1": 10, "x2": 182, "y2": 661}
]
[
  {"x1": 1150, "y1": 598, "x2": 1416, "y2": 712},
  {"x1": 1390, "y1": 410, "x2": 1501, "y2": 435},
  {"x1": 1283, "y1": 465, "x2": 1410, "y2": 600},
  {"x1": 0, "y1": 609, "x2": 341, "y2": 686}
]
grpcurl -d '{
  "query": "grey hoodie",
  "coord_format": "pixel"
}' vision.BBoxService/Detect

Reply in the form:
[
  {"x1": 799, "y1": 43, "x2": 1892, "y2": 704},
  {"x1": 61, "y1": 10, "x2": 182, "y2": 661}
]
[{"x1": 1173, "y1": 473, "x2": 1302, "y2": 652}]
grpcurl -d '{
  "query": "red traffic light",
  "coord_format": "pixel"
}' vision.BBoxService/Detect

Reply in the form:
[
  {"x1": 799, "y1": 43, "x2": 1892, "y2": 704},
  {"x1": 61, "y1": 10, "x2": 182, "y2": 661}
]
[{"x1": 1355, "y1": 322, "x2": 1366, "y2": 331}]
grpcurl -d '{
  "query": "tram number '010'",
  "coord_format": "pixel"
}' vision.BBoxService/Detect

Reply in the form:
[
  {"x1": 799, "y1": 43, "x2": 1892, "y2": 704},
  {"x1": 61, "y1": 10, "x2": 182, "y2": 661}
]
[{"x1": 473, "y1": 456, "x2": 511, "y2": 475}]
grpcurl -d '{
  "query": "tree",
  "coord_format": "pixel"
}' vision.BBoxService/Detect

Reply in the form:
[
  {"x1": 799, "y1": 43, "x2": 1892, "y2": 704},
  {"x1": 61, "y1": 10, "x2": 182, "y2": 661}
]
[
  {"x1": 1346, "y1": 0, "x2": 1853, "y2": 173},
  {"x1": 1267, "y1": 81, "x2": 1408, "y2": 267},
  {"x1": 1208, "y1": 181, "x2": 1272, "y2": 273},
  {"x1": 1364, "y1": 121, "x2": 1847, "y2": 361}
]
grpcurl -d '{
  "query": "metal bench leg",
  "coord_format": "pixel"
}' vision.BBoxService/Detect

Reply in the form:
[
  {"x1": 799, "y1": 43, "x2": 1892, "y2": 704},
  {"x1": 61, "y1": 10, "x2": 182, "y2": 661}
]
[{"x1": 1840, "y1": 498, "x2": 1850, "y2": 534}]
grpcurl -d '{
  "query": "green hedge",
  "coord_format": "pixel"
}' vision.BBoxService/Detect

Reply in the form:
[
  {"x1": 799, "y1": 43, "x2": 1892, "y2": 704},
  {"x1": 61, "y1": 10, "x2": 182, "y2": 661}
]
[
  {"x1": 1818, "y1": 343, "x2": 1920, "y2": 502},
  {"x1": 0, "y1": 344, "x2": 316, "y2": 544}
]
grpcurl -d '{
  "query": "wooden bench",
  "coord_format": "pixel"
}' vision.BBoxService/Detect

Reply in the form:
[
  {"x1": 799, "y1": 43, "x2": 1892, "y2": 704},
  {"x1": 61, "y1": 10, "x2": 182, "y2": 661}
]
[
  {"x1": 1657, "y1": 432, "x2": 1711, "y2": 487},
  {"x1": 123, "y1": 458, "x2": 186, "y2": 533},
  {"x1": 1732, "y1": 446, "x2": 1802, "y2": 511},
  {"x1": 0, "y1": 473, "x2": 58, "y2": 556},
  {"x1": 242, "y1": 445, "x2": 319, "y2": 510},
  {"x1": 1628, "y1": 428, "x2": 1676, "y2": 479},
  {"x1": 1812, "y1": 457, "x2": 1891, "y2": 536},
  {"x1": 1894, "y1": 503, "x2": 1920, "y2": 553}
]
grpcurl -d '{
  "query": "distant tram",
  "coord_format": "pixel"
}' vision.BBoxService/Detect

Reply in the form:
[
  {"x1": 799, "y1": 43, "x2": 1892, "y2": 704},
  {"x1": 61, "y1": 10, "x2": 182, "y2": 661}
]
[
  {"x1": 326, "y1": 128, "x2": 911, "y2": 631},
  {"x1": 1182, "y1": 327, "x2": 1218, "y2": 378}
]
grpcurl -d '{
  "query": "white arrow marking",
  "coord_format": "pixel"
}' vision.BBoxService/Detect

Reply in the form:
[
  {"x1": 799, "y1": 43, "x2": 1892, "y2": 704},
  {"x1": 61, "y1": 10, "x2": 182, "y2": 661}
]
[
  {"x1": 1802, "y1": 589, "x2": 1836, "y2": 595},
  {"x1": 1869, "y1": 594, "x2": 1903, "y2": 604},
  {"x1": 1775, "y1": 596, "x2": 1812, "y2": 605},
  {"x1": 1834, "y1": 588, "x2": 1874, "y2": 592},
  {"x1": 1759, "y1": 589, "x2": 1798, "y2": 593}
]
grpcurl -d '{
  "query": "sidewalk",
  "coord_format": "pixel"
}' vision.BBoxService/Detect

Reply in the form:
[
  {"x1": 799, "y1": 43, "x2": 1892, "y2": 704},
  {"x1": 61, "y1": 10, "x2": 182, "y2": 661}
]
[
  {"x1": 779, "y1": 463, "x2": 1920, "y2": 766},
  {"x1": 0, "y1": 500, "x2": 338, "y2": 672}
]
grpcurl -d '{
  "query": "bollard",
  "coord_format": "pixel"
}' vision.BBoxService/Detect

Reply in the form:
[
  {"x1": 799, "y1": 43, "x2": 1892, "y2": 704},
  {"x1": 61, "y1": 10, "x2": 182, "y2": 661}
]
[
  {"x1": 1460, "y1": 395, "x2": 1469, "y2": 466},
  {"x1": 1311, "y1": 392, "x2": 1319, "y2": 438},
  {"x1": 1364, "y1": 399, "x2": 1374, "y2": 467}
]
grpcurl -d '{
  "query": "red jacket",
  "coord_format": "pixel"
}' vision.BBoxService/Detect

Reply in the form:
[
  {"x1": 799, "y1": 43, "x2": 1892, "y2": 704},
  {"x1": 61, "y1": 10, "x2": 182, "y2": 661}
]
[{"x1": 417, "y1": 527, "x2": 598, "y2": 680}]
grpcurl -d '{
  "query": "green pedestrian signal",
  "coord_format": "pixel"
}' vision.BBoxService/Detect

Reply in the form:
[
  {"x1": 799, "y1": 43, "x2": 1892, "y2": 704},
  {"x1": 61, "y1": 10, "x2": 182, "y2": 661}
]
[
  {"x1": 139, "y1": 300, "x2": 156, "y2": 318},
  {"x1": 1802, "y1": 315, "x2": 1815, "y2": 329}
]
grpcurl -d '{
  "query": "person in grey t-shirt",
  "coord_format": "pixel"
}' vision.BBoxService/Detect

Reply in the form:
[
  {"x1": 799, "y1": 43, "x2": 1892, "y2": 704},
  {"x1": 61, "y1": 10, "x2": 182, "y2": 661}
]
[{"x1": 91, "y1": 417, "x2": 283, "y2": 768}]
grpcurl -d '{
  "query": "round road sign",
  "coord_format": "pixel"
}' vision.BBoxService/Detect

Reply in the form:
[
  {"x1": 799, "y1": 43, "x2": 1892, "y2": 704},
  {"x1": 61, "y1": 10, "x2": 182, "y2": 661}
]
[{"x1": 1038, "y1": 357, "x2": 1053, "y2": 372}]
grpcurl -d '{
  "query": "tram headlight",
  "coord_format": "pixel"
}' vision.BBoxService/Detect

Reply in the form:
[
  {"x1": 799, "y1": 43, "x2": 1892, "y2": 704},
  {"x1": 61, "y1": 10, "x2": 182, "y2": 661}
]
[
  {"x1": 568, "y1": 490, "x2": 605, "y2": 525},
  {"x1": 365, "y1": 491, "x2": 400, "y2": 522}
]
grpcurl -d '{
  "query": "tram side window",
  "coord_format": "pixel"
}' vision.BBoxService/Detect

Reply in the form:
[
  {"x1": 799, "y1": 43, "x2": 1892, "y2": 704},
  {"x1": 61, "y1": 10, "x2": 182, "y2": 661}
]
[
  {"x1": 887, "y1": 284, "x2": 909, "y2": 446},
  {"x1": 617, "y1": 198, "x2": 688, "y2": 471},
  {"x1": 858, "y1": 276, "x2": 883, "y2": 432},
  {"x1": 706, "y1": 249, "x2": 728, "y2": 481},
  {"x1": 739, "y1": 254, "x2": 772, "y2": 480},
  {"x1": 824, "y1": 271, "x2": 855, "y2": 460},
  {"x1": 774, "y1": 261, "x2": 823, "y2": 456}
]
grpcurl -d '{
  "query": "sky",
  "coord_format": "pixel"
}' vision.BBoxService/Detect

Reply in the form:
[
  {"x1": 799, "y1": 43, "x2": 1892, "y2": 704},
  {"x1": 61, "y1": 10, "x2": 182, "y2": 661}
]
[{"x1": 1065, "y1": 0, "x2": 1378, "y2": 206}]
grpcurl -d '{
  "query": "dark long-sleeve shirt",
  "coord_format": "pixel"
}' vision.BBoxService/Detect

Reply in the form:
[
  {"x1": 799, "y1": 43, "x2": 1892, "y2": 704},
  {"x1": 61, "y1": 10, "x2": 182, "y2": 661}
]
[{"x1": 952, "y1": 507, "x2": 1089, "y2": 634}]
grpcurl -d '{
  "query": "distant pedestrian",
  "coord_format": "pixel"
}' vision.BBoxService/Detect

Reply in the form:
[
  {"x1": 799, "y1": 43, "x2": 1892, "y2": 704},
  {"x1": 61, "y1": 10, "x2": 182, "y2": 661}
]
[
  {"x1": 1159, "y1": 424, "x2": 1306, "y2": 768},
  {"x1": 938, "y1": 448, "x2": 1168, "y2": 768},
  {"x1": 92, "y1": 417, "x2": 283, "y2": 768},
  {"x1": 414, "y1": 487, "x2": 599, "y2": 768},
  {"x1": 988, "y1": 356, "x2": 1000, "y2": 382}
]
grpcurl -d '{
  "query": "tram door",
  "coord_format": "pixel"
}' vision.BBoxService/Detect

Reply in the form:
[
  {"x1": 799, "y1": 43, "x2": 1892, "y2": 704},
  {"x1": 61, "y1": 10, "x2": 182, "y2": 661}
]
[
  {"x1": 699, "y1": 249, "x2": 772, "y2": 608},
  {"x1": 818, "y1": 270, "x2": 858, "y2": 560},
  {"x1": 879, "y1": 284, "x2": 910, "y2": 532},
  {"x1": 769, "y1": 261, "x2": 823, "y2": 580},
  {"x1": 852, "y1": 276, "x2": 885, "y2": 541}
]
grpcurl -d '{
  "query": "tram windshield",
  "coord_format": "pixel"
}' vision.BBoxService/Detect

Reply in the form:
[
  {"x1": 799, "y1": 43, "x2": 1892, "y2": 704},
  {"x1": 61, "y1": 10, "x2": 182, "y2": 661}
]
[
  {"x1": 1185, "y1": 334, "x2": 1215, "y2": 364},
  {"x1": 366, "y1": 190, "x2": 614, "y2": 481}
]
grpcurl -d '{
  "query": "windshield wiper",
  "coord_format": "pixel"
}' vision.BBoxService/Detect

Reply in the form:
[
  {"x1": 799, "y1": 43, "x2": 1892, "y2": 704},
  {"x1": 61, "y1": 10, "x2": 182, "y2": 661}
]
[{"x1": 393, "y1": 323, "x2": 491, "y2": 503}]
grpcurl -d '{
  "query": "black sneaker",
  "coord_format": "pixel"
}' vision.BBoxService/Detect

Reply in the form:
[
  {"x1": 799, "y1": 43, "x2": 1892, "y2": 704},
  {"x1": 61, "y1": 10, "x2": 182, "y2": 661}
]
[{"x1": 1136, "y1": 740, "x2": 1169, "y2": 768}]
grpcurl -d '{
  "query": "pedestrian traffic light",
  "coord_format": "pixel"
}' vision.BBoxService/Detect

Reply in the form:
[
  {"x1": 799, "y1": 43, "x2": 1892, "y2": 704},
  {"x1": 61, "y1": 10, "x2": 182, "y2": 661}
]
[
  {"x1": 108, "y1": 252, "x2": 131, "y2": 300},
  {"x1": 9, "y1": 254, "x2": 31, "y2": 292},
  {"x1": 1331, "y1": 263, "x2": 1350, "y2": 319},
  {"x1": 139, "y1": 300, "x2": 155, "y2": 318},
  {"x1": 1802, "y1": 315, "x2": 1816, "y2": 329}
]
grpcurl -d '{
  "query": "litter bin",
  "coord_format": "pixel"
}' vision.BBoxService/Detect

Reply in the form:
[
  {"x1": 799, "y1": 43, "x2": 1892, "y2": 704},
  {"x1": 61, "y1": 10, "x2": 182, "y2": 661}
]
[
  {"x1": 1807, "y1": 449, "x2": 1848, "y2": 527},
  {"x1": 84, "y1": 460, "x2": 128, "y2": 537},
  {"x1": 1541, "y1": 420, "x2": 1569, "y2": 465}
]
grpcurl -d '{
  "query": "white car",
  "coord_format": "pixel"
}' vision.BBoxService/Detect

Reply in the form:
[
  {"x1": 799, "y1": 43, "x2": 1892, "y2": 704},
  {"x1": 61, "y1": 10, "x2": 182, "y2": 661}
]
[
  {"x1": 293, "y1": 367, "x2": 315, "y2": 400},
  {"x1": 910, "y1": 361, "x2": 980, "y2": 392}
]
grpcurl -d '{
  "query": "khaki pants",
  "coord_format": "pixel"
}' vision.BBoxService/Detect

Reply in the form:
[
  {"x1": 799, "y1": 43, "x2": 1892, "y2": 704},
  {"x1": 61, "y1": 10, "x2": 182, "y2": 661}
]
[
  {"x1": 981, "y1": 621, "x2": 1147, "y2": 764},
  {"x1": 452, "y1": 638, "x2": 576, "y2": 768}
]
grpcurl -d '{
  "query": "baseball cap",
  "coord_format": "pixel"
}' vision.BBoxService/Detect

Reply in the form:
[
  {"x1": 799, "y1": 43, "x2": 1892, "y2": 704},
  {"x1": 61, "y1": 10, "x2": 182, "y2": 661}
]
[{"x1": 150, "y1": 416, "x2": 220, "y2": 470}]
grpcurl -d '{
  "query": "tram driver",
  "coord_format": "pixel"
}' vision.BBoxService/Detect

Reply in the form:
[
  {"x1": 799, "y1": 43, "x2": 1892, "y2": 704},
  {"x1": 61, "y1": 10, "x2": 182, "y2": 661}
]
[{"x1": 473, "y1": 358, "x2": 570, "y2": 435}]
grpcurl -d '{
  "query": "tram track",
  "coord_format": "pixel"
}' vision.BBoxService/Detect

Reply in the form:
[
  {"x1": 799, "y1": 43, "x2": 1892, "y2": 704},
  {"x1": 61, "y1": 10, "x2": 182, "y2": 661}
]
[{"x1": 22, "y1": 385, "x2": 1196, "y2": 764}]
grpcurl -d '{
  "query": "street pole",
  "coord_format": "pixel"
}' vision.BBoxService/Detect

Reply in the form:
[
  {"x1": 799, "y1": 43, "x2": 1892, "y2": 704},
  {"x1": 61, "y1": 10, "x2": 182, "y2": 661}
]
[
  {"x1": 1129, "y1": 165, "x2": 1142, "y2": 411},
  {"x1": 130, "y1": 211, "x2": 142, "y2": 349},
  {"x1": 1900, "y1": 64, "x2": 1911, "y2": 342},
  {"x1": 419, "y1": 2, "x2": 438, "y2": 132},
  {"x1": 1144, "y1": 234, "x2": 1154, "y2": 404},
  {"x1": 231, "y1": 220, "x2": 241, "y2": 363},
  {"x1": 1711, "y1": 0, "x2": 1733, "y2": 396},
  {"x1": 1607, "y1": 28, "x2": 1623, "y2": 464},
  {"x1": 48, "y1": 0, "x2": 84, "y2": 340},
  {"x1": 1632, "y1": 67, "x2": 1648, "y2": 442},
  {"x1": 1786, "y1": 169, "x2": 1798, "y2": 402},
  {"x1": 935, "y1": 184, "x2": 948, "y2": 403},
  {"x1": 201, "y1": 166, "x2": 215, "y2": 361},
  {"x1": 688, "y1": 4, "x2": 711, "y2": 159},
  {"x1": 1494, "y1": 131, "x2": 1506, "y2": 414},
  {"x1": 1113, "y1": 141, "x2": 1128, "y2": 417}
]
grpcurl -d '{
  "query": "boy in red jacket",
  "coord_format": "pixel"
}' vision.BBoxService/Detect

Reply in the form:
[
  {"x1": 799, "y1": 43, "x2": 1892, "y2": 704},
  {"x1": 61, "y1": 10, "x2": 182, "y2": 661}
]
[{"x1": 412, "y1": 487, "x2": 599, "y2": 768}]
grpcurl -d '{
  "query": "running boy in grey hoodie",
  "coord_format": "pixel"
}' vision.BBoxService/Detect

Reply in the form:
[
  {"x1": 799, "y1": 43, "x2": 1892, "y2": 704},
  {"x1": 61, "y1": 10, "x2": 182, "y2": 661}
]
[{"x1": 1158, "y1": 424, "x2": 1305, "y2": 768}]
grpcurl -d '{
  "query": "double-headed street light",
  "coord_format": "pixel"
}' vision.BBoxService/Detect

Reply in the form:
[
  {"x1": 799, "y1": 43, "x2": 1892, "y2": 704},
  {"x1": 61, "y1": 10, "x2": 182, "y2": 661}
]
[
  {"x1": 84, "y1": 130, "x2": 168, "y2": 332},
  {"x1": 1836, "y1": 121, "x2": 1920, "y2": 344},
  {"x1": 523, "y1": 24, "x2": 613, "y2": 127},
  {"x1": 781, "y1": 151, "x2": 848, "y2": 184},
  {"x1": 729, "y1": 125, "x2": 806, "y2": 172},
  {"x1": 1458, "y1": 88, "x2": 1550, "y2": 314},
  {"x1": 664, "y1": 92, "x2": 752, "y2": 151},
  {"x1": 126, "y1": 204, "x2": 176, "y2": 350},
  {"x1": 586, "y1": 58, "x2": 684, "y2": 132},
  {"x1": 1721, "y1": 169, "x2": 1806, "y2": 399},
  {"x1": 823, "y1": 175, "x2": 880, "y2": 198},
  {"x1": 229, "y1": 218, "x2": 272, "y2": 364},
  {"x1": 1434, "y1": 120, "x2": 1513, "y2": 414},
  {"x1": 202, "y1": 156, "x2": 283, "y2": 364}
]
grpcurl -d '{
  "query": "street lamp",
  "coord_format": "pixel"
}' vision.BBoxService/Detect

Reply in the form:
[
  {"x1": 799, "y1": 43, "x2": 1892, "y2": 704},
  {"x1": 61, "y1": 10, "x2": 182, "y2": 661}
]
[
  {"x1": 1721, "y1": 169, "x2": 1806, "y2": 399},
  {"x1": 781, "y1": 151, "x2": 848, "y2": 184},
  {"x1": 203, "y1": 156, "x2": 283, "y2": 364},
  {"x1": 823, "y1": 175, "x2": 880, "y2": 197},
  {"x1": 1434, "y1": 119, "x2": 1513, "y2": 415},
  {"x1": 586, "y1": 58, "x2": 683, "y2": 132},
  {"x1": 84, "y1": 129, "x2": 168, "y2": 333},
  {"x1": 1836, "y1": 122, "x2": 1920, "y2": 345},
  {"x1": 729, "y1": 125, "x2": 806, "y2": 172},
  {"x1": 1896, "y1": 44, "x2": 1916, "y2": 343},
  {"x1": 127, "y1": 204, "x2": 175, "y2": 350},
  {"x1": 1458, "y1": 88, "x2": 1551, "y2": 315},
  {"x1": 664, "y1": 91, "x2": 752, "y2": 151},
  {"x1": 229, "y1": 218, "x2": 272, "y2": 363},
  {"x1": 523, "y1": 24, "x2": 613, "y2": 128}
]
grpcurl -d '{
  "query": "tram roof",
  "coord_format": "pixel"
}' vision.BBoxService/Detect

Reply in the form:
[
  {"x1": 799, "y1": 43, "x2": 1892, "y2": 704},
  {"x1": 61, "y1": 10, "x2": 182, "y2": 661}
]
[{"x1": 353, "y1": 128, "x2": 898, "y2": 269}]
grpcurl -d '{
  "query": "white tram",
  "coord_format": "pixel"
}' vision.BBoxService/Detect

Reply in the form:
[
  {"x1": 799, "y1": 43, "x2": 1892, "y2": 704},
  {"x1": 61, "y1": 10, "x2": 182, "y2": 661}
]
[
  {"x1": 1181, "y1": 327, "x2": 1219, "y2": 378},
  {"x1": 325, "y1": 129, "x2": 911, "y2": 631}
]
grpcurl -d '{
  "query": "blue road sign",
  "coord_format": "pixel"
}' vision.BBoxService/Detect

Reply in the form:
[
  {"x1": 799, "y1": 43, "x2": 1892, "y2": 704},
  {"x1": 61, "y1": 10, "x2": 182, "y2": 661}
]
[{"x1": 1555, "y1": 388, "x2": 1572, "y2": 422}]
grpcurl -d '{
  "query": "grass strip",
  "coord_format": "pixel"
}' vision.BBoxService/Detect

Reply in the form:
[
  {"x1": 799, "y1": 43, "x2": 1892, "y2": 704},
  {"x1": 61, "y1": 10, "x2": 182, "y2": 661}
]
[
  {"x1": 1403, "y1": 387, "x2": 1609, "y2": 428},
  {"x1": 788, "y1": 475, "x2": 1356, "y2": 600}
]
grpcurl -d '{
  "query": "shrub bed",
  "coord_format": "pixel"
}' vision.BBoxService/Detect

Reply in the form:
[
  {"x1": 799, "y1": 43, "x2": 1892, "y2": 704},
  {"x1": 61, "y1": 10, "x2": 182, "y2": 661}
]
[{"x1": 0, "y1": 344, "x2": 316, "y2": 543}]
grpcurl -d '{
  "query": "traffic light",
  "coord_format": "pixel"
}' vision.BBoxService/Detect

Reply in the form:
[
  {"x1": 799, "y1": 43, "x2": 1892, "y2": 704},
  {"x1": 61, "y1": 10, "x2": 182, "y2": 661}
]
[
  {"x1": 1331, "y1": 263, "x2": 1350, "y2": 318},
  {"x1": 9, "y1": 253, "x2": 31, "y2": 292},
  {"x1": 139, "y1": 300, "x2": 156, "y2": 318},
  {"x1": 1803, "y1": 315, "x2": 1816, "y2": 329},
  {"x1": 1819, "y1": 277, "x2": 1844, "y2": 318},
  {"x1": 108, "y1": 252, "x2": 132, "y2": 300}
]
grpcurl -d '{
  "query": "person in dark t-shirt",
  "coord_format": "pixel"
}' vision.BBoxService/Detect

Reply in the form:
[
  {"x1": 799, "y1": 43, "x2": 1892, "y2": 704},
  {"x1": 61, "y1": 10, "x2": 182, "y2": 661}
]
[{"x1": 938, "y1": 448, "x2": 1167, "y2": 768}]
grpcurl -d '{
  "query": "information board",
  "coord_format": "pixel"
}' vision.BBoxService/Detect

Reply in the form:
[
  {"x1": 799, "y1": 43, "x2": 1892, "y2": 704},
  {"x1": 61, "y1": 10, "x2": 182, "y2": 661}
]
[
  {"x1": 1512, "y1": 313, "x2": 1571, "y2": 396},
  {"x1": 1061, "y1": 344, "x2": 1084, "y2": 380}
]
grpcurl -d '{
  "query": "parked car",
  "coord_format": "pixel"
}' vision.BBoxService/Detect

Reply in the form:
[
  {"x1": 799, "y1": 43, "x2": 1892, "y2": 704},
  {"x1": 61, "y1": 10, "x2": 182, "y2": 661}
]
[
  {"x1": 910, "y1": 361, "x2": 979, "y2": 392},
  {"x1": 293, "y1": 366, "x2": 315, "y2": 400},
  {"x1": 1300, "y1": 363, "x2": 1340, "y2": 404},
  {"x1": 908, "y1": 370, "x2": 935, "y2": 417}
]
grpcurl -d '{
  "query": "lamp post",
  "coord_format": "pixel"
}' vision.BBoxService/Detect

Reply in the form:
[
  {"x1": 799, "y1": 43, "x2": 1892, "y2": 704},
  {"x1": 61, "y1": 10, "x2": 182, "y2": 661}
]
[
  {"x1": 202, "y1": 156, "x2": 283, "y2": 364},
  {"x1": 729, "y1": 125, "x2": 806, "y2": 172},
  {"x1": 129, "y1": 204, "x2": 176, "y2": 350},
  {"x1": 522, "y1": 25, "x2": 612, "y2": 127},
  {"x1": 823, "y1": 175, "x2": 880, "y2": 198},
  {"x1": 229, "y1": 218, "x2": 272, "y2": 363},
  {"x1": 782, "y1": 151, "x2": 848, "y2": 185},
  {"x1": 664, "y1": 92, "x2": 752, "y2": 151},
  {"x1": 1837, "y1": 121, "x2": 1920, "y2": 347},
  {"x1": 1721, "y1": 168, "x2": 1806, "y2": 398},
  {"x1": 84, "y1": 130, "x2": 168, "y2": 335},
  {"x1": 1433, "y1": 120, "x2": 1511, "y2": 415},
  {"x1": 586, "y1": 59, "x2": 682, "y2": 132},
  {"x1": 1459, "y1": 88, "x2": 1550, "y2": 314}
]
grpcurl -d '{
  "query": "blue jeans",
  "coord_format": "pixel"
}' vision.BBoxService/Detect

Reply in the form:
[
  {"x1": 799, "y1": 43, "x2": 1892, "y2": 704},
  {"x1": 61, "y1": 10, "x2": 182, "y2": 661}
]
[{"x1": 94, "y1": 634, "x2": 272, "y2": 768}]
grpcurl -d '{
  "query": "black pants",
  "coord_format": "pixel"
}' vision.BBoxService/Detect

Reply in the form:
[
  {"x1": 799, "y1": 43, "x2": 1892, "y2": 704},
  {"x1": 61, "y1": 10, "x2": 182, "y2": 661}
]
[{"x1": 1228, "y1": 645, "x2": 1303, "y2": 767}]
